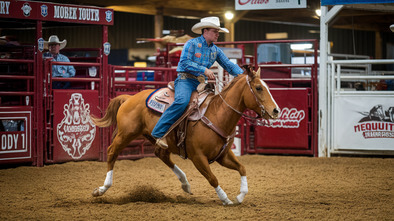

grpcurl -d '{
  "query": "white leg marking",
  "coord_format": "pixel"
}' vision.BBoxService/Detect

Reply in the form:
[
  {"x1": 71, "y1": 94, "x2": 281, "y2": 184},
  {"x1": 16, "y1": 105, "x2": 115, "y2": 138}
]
[
  {"x1": 172, "y1": 165, "x2": 192, "y2": 194},
  {"x1": 236, "y1": 176, "x2": 248, "y2": 203},
  {"x1": 98, "y1": 170, "x2": 113, "y2": 195},
  {"x1": 215, "y1": 185, "x2": 233, "y2": 205}
]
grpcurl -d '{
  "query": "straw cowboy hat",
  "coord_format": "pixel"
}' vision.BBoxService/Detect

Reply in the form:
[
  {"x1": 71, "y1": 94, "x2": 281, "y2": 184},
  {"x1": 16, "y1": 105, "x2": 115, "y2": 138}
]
[
  {"x1": 191, "y1": 17, "x2": 229, "y2": 34},
  {"x1": 44, "y1": 35, "x2": 67, "y2": 50}
]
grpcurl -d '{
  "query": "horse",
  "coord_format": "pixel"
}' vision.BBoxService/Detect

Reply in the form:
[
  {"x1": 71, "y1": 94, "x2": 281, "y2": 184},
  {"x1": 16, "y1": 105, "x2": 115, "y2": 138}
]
[{"x1": 91, "y1": 67, "x2": 280, "y2": 205}]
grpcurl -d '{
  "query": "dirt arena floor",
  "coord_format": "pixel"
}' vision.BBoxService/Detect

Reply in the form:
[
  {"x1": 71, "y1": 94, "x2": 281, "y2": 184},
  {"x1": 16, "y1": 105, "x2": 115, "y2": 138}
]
[{"x1": 0, "y1": 154, "x2": 393, "y2": 220}]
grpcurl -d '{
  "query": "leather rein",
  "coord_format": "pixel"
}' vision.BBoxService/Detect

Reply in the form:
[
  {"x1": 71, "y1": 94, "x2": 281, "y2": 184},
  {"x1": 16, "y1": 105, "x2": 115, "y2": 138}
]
[
  {"x1": 200, "y1": 75, "x2": 270, "y2": 163},
  {"x1": 216, "y1": 75, "x2": 272, "y2": 125}
]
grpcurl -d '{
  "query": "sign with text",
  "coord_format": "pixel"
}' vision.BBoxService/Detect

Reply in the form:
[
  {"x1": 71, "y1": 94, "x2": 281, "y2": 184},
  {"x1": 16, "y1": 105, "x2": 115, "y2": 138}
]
[
  {"x1": 236, "y1": 0, "x2": 307, "y2": 10},
  {"x1": 334, "y1": 95, "x2": 394, "y2": 151},
  {"x1": 0, "y1": 109, "x2": 32, "y2": 162},
  {"x1": 0, "y1": 0, "x2": 113, "y2": 25},
  {"x1": 254, "y1": 88, "x2": 310, "y2": 149}
]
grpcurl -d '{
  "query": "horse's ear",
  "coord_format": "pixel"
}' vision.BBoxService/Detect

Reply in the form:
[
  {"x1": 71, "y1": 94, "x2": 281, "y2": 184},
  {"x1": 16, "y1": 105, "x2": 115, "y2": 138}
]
[
  {"x1": 243, "y1": 65, "x2": 255, "y2": 79},
  {"x1": 255, "y1": 67, "x2": 261, "y2": 78}
]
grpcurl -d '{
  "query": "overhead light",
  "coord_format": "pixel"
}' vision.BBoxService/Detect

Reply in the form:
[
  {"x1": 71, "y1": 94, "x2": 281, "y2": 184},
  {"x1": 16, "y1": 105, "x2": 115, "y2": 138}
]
[
  {"x1": 266, "y1": 32, "x2": 288, "y2": 40},
  {"x1": 225, "y1": 11, "x2": 234, "y2": 20},
  {"x1": 315, "y1": 9, "x2": 321, "y2": 17},
  {"x1": 290, "y1": 43, "x2": 313, "y2": 50},
  {"x1": 308, "y1": 30, "x2": 320, "y2": 34},
  {"x1": 390, "y1": 24, "x2": 394, "y2": 32}
]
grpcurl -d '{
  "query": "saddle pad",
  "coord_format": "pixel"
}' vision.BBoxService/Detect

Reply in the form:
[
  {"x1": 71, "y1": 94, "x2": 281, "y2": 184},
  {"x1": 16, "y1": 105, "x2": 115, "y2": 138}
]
[
  {"x1": 146, "y1": 87, "x2": 212, "y2": 115},
  {"x1": 146, "y1": 88, "x2": 174, "y2": 113}
]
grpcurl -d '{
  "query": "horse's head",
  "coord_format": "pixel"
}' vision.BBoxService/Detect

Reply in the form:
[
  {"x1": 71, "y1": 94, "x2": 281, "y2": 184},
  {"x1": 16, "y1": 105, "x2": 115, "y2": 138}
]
[{"x1": 243, "y1": 66, "x2": 280, "y2": 119}]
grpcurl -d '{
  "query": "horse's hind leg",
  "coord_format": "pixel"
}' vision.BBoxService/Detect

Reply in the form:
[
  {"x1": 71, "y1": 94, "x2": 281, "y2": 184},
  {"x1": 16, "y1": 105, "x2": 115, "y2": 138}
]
[
  {"x1": 154, "y1": 147, "x2": 192, "y2": 194},
  {"x1": 190, "y1": 155, "x2": 233, "y2": 205},
  {"x1": 92, "y1": 132, "x2": 136, "y2": 197},
  {"x1": 217, "y1": 149, "x2": 248, "y2": 204}
]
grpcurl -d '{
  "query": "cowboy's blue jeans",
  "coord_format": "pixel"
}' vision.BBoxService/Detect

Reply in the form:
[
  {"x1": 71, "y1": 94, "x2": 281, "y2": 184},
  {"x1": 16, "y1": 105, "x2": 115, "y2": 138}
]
[{"x1": 151, "y1": 76, "x2": 200, "y2": 138}]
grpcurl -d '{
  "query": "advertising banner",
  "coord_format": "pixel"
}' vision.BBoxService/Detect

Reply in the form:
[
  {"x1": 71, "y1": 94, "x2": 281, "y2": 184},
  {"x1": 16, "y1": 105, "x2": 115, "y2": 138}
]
[
  {"x1": 334, "y1": 95, "x2": 394, "y2": 151},
  {"x1": 0, "y1": 108, "x2": 32, "y2": 162},
  {"x1": 53, "y1": 90, "x2": 100, "y2": 162},
  {"x1": 0, "y1": 0, "x2": 114, "y2": 25},
  {"x1": 322, "y1": 0, "x2": 394, "y2": 6},
  {"x1": 255, "y1": 88, "x2": 309, "y2": 149},
  {"x1": 236, "y1": 0, "x2": 307, "y2": 10}
]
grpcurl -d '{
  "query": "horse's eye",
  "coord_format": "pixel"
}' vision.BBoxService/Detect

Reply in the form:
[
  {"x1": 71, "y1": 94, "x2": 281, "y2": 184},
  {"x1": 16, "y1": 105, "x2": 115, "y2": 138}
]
[{"x1": 256, "y1": 86, "x2": 262, "y2": 91}]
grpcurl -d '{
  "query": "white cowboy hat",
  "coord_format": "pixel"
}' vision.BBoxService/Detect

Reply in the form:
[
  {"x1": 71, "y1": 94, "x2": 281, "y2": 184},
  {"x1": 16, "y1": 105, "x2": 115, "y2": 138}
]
[
  {"x1": 44, "y1": 35, "x2": 67, "y2": 50},
  {"x1": 191, "y1": 17, "x2": 229, "y2": 34}
]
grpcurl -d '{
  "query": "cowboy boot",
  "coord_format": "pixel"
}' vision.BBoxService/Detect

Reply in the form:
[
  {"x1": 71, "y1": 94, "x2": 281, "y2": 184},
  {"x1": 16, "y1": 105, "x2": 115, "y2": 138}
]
[{"x1": 156, "y1": 137, "x2": 168, "y2": 149}]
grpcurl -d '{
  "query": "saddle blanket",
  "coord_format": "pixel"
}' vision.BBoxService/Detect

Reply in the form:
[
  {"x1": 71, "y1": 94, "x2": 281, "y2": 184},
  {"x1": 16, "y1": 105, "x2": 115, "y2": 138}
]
[{"x1": 146, "y1": 88, "x2": 174, "y2": 114}]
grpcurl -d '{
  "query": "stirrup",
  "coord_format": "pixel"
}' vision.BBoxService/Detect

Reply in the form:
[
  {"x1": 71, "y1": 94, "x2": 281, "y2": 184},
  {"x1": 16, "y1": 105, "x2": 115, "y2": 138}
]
[{"x1": 156, "y1": 137, "x2": 168, "y2": 149}]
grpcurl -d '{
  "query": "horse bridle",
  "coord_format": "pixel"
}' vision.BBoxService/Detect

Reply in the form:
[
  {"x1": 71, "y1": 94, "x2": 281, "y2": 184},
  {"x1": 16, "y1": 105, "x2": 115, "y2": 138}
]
[{"x1": 216, "y1": 75, "x2": 272, "y2": 122}]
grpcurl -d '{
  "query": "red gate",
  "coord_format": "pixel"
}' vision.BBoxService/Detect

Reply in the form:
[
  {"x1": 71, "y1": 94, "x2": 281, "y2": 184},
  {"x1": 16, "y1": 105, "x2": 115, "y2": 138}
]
[
  {"x1": 0, "y1": 0, "x2": 113, "y2": 166},
  {"x1": 0, "y1": 45, "x2": 42, "y2": 165}
]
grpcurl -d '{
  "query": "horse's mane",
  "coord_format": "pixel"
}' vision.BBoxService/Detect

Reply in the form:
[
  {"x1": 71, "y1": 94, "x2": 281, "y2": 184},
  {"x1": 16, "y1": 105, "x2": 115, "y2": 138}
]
[{"x1": 218, "y1": 74, "x2": 246, "y2": 97}]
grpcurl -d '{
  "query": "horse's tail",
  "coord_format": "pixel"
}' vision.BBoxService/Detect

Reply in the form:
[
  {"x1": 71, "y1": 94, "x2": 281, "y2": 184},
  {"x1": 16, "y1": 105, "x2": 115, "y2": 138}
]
[{"x1": 91, "y1": 94, "x2": 130, "y2": 128}]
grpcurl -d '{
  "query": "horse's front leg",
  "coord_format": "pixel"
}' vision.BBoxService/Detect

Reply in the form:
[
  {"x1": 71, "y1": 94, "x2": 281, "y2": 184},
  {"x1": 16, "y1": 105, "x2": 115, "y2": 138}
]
[
  {"x1": 217, "y1": 149, "x2": 248, "y2": 204},
  {"x1": 92, "y1": 133, "x2": 133, "y2": 197},
  {"x1": 155, "y1": 147, "x2": 192, "y2": 194},
  {"x1": 191, "y1": 154, "x2": 233, "y2": 205},
  {"x1": 92, "y1": 143, "x2": 118, "y2": 197}
]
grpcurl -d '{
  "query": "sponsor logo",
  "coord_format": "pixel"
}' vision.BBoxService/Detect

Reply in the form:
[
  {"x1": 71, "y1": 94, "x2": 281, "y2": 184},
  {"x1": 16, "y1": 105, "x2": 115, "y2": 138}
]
[
  {"x1": 103, "y1": 42, "x2": 111, "y2": 56},
  {"x1": 53, "y1": 5, "x2": 100, "y2": 21},
  {"x1": 105, "y1": 10, "x2": 112, "y2": 22},
  {"x1": 21, "y1": 3, "x2": 32, "y2": 17},
  {"x1": 148, "y1": 99, "x2": 165, "y2": 113},
  {"x1": 260, "y1": 107, "x2": 305, "y2": 128},
  {"x1": 57, "y1": 93, "x2": 96, "y2": 159},
  {"x1": 37, "y1": 38, "x2": 44, "y2": 52},
  {"x1": 41, "y1": 4, "x2": 48, "y2": 17},
  {"x1": 354, "y1": 104, "x2": 394, "y2": 139},
  {"x1": 238, "y1": 0, "x2": 269, "y2": 6}
]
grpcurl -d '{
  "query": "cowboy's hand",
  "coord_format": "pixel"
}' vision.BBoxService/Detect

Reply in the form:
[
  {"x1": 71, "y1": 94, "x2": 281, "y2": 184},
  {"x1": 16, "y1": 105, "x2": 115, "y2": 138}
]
[{"x1": 204, "y1": 68, "x2": 215, "y2": 80}]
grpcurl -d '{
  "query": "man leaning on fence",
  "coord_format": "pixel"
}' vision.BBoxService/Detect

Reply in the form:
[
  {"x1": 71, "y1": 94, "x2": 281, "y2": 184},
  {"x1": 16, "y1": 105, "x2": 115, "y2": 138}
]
[{"x1": 43, "y1": 35, "x2": 76, "y2": 89}]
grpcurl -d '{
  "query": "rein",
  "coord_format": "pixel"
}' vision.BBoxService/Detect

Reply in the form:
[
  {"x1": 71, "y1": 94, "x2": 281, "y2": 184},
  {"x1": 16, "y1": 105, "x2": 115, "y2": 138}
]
[{"x1": 216, "y1": 75, "x2": 270, "y2": 125}]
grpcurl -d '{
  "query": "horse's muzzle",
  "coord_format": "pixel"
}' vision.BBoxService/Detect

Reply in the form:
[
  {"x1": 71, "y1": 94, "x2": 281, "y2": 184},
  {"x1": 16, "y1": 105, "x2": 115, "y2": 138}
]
[{"x1": 272, "y1": 108, "x2": 280, "y2": 119}]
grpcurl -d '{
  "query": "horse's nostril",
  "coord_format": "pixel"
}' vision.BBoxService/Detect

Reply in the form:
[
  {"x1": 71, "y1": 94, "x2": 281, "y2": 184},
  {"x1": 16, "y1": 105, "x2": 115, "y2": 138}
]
[{"x1": 273, "y1": 108, "x2": 280, "y2": 114}]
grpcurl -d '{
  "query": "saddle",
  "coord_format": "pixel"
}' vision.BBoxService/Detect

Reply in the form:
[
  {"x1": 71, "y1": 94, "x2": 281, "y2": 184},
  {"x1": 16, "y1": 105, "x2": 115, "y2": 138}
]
[{"x1": 146, "y1": 82, "x2": 215, "y2": 159}]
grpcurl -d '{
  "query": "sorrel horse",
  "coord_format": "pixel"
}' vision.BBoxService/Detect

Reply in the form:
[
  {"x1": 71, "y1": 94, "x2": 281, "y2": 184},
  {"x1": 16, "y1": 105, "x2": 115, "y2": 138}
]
[{"x1": 91, "y1": 67, "x2": 280, "y2": 205}]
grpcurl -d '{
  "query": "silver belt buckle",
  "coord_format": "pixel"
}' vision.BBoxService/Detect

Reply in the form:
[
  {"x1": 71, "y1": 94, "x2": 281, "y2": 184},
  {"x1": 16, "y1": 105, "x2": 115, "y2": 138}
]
[{"x1": 179, "y1": 73, "x2": 187, "y2": 80}]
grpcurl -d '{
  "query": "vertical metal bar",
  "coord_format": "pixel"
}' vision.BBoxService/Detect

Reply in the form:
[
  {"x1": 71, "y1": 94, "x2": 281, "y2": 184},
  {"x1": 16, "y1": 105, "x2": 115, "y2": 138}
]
[
  {"x1": 36, "y1": 20, "x2": 44, "y2": 167},
  {"x1": 337, "y1": 64, "x2": 341, "y2": 92},
  {"x1": 101, "y1": 25, "x2": 109, "y2": 162}
]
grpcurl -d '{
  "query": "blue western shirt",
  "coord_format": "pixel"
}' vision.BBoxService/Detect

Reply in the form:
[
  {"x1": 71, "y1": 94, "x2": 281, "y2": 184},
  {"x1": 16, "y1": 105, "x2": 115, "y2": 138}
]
[
  {"x1": 43, "y1": 53, "x2": 76, "y2": 78},
  {"x1": 176, "y1": 35, "x2": 243, "y2": 77}
]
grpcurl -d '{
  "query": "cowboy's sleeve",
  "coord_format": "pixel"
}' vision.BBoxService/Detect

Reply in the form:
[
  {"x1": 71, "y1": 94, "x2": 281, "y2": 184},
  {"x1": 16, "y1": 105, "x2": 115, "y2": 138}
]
[
  {"x1": 215, "y1": 47, "x2": 243, "y2": 76},
  {"x1": 62, "y1": 55, "x2": 76, "y2": 77},
  {"x1": 177, "y1": 40, "x2": 206, "y2": 76}
]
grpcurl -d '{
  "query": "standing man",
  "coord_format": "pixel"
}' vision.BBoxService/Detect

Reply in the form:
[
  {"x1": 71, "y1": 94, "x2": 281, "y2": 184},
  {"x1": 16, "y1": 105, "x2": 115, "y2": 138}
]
[
  {"x1": 43, "y1": 35, "x2": 76, "y2": 89},
  {"x1": 152, "y1": 16, "x2": 244, "y2": 149}
]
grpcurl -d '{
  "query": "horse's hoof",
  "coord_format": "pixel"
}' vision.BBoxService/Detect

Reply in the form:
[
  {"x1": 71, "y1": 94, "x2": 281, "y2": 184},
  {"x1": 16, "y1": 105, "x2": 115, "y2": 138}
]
[
  {"x1": 222, "y1": 198, "x2": 233, "y2": 205},
  {"x1": 182, "y1": 183, "x2": 193, "y2": 195},
  {"x1": 236, "y1": 192, "x2": 246, "y2": 204},
  {"x1": 92, "y1": 188, "x2": 102, "y2": 197}
]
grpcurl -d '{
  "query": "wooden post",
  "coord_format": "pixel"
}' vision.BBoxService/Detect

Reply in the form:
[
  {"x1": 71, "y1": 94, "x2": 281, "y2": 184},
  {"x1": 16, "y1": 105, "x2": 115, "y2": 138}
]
[{"x1": 154, "y1": 7, "x2": 164, "y2": 49}]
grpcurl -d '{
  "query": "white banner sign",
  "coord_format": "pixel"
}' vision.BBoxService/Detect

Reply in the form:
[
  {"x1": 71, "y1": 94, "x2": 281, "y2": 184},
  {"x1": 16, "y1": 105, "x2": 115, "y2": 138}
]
[
  {"x1": 235, "y1": 0, "x2": 307, "y2": 10},
  {"x1": 334, "y1": 95, "x2": 394, "y2": 151}
]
